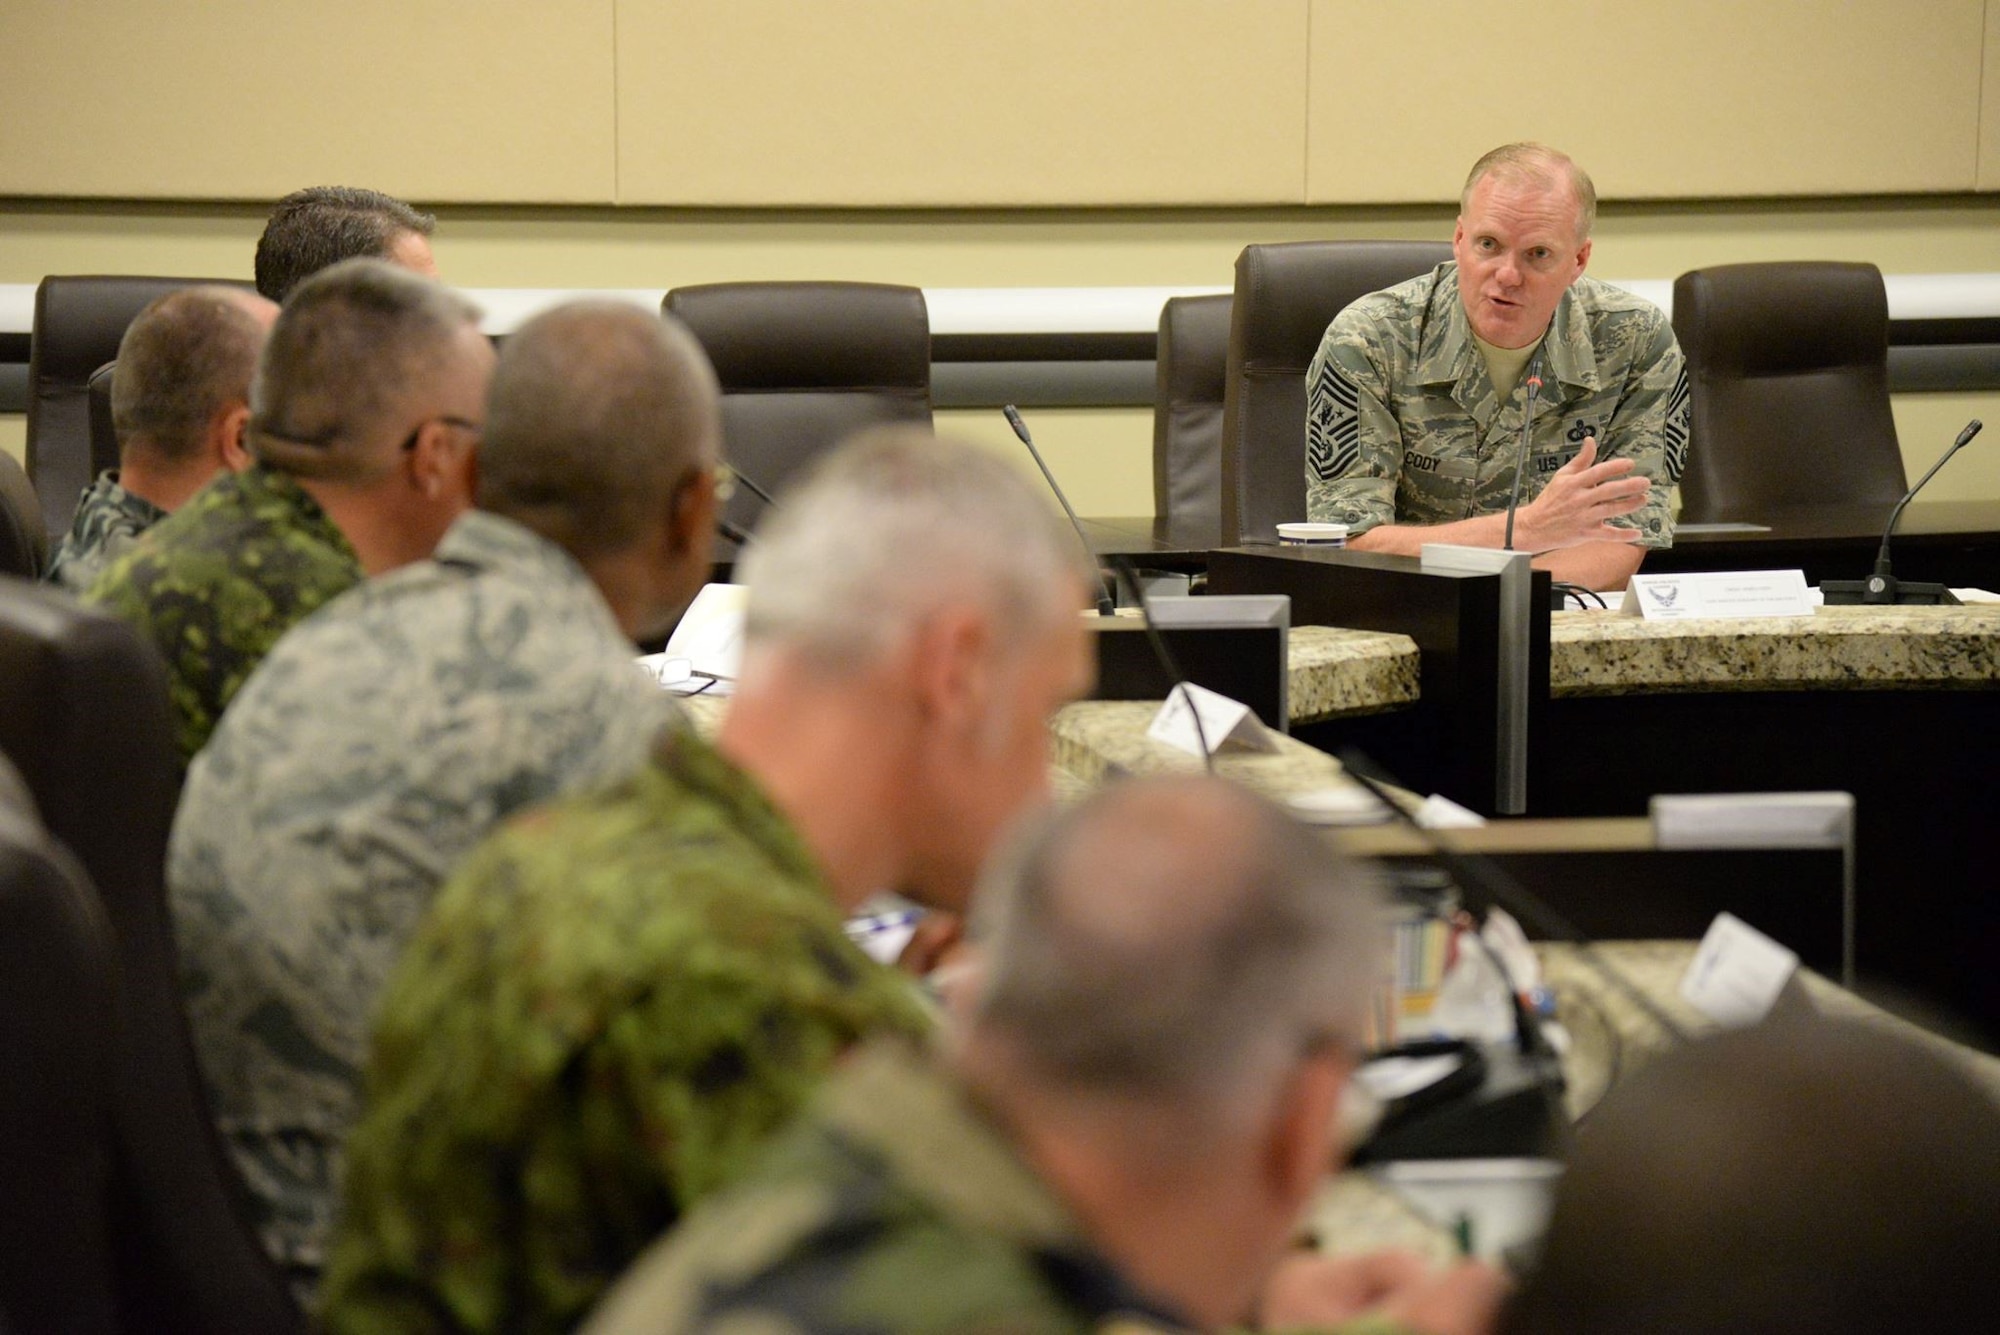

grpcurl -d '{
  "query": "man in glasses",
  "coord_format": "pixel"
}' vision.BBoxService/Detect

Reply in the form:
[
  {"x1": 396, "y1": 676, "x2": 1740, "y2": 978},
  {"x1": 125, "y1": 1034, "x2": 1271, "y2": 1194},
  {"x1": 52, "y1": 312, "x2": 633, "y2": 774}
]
[
  {"x1": 87, "y1": 257, "x2": 491, "y2": 760},
  {"x1": 321, "y1": 428, "x2": 1098, "y2": 1335},
  {"x1": 166, "y1": 300, "x2": 721, "y2": 1303},
  {"x1": 583, "y1": 776, "x2": 1504, "y2": 1335}
]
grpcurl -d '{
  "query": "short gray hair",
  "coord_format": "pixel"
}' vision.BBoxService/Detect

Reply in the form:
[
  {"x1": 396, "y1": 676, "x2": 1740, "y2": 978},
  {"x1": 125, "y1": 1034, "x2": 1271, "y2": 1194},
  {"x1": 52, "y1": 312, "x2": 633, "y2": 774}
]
[
  {"x1": 477, "y1": 302, "x2": 721, "y2": 560},
  {"x1": 112, "y1": 286, "x2": 267, "y2": 463},
  {"x1": 738, "y1": 427, "x2": 1094, "y2": 671},
  {"x1": 968, "y1": 776, "x2": 1386, "y2": 1121},
  {"x1": 250, "y1": 258, "x2": 482, "y2": 483},
  {"x1": 1462, "y1": 142, "x2": 1598, "y2": 241}
]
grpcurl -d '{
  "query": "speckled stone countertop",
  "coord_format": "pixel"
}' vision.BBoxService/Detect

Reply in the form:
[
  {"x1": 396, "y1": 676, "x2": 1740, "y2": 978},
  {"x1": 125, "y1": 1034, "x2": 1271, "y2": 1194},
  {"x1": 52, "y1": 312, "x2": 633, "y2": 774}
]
[
  {"x1": 1550, "y1": 605, "x2": 2000, "y2": 696},
  {"x1": 1099, "y1": 611, "x2": 1418, "y2": 723},
  {"x1": 1289, "y1": 625, "x2": 1421, "y2": 723},
  {"x1": 1050, "y1": 699, "x2": 1365, "y2": 803}
]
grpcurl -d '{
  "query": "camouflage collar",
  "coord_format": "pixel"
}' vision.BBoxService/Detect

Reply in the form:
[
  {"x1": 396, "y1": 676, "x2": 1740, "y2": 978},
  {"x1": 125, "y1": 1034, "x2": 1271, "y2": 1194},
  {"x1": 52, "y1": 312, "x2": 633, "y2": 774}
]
[
  {"x1": 823, "y1": 1040, "x2": 1198, "y2": 1331},
  {"x1": 1414, "y1": 262, "x2": 1604, "y2": 400},
  {"x1": 652, "y1": 727, "x2": 827, "y2": 891},
  {"x1": 240, "y1": 462, "x2": 361, "y2": 564},
  {"x1": 433, "y1": 509, "x2": 600, "y2": 595},
  {"x1": 82, "y1": 470, "x2": 168, "y2": 526}
]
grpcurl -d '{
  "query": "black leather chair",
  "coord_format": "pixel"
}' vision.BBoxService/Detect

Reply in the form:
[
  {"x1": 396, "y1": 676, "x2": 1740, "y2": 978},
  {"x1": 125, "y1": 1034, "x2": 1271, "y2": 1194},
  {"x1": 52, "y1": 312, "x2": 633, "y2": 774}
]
[
  {"x1": 0, "y1": 453, "x2": 45, "y2": 579},
  {"x1": 0, "y1": 754, "x2": 119, "y2": 1335},
  {"x1": 1153, "y1": 294, "x2": 1233, "y2": 530},
  {"x1": 1672, "y1": 262, "x2": 1907, "y2": 522},
  {"x1": 0, "y1": 578, "x2": 303, "y2": 1335},
  {"x1": 1219, "y1": 240, "x2": 1453, "y2": 544},
  {"x1": 663, "y1": 282, "x2": 932, "y2": 546},
  {"x1": 26, "y1": 276, "x2": 250, "y2": 537}
]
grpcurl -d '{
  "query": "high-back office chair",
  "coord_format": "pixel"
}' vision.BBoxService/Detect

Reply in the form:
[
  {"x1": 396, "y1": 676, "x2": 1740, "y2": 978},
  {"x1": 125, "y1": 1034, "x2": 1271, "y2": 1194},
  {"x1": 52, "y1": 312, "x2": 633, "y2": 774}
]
[
  {"x1": 1672, "y1": 261, "x2": 1908, "y2": 522},
  {"x1": 0, "y1": 452, "x2": 46, "y2": 578},
  {"x1": 1152, "y1": 293, "x2": 1233, "y2": 531},
  {"x1": 26, "y1": 276, "x2": 250, "y2": 537},
  {"x1": 0, "y1": 578, "x2": 304, "y2": 1335},
  {"x1": 663, "y1": 282, "x2": 932, "y2": 547},
  {"x1": 1219, "y1": 240, "x2": 1453, "y2": 545},
  {"x1": 0, "y1": 756, "x2": 120, "y2": 1335}
]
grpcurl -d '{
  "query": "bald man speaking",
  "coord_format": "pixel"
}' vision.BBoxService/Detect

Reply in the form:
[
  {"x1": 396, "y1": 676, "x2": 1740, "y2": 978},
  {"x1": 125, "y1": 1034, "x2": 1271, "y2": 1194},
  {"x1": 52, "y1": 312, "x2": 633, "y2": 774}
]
[{"x1": 1305, "y1": 143, "x2": 1688, "y2": 592}]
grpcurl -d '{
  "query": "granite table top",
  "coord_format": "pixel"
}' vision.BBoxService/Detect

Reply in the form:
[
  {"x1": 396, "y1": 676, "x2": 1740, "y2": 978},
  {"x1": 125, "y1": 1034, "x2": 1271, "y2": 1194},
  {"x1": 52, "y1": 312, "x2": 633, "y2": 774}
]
[
  {"x1": 1050, "y1": 699, "x2": 1369, "y2": 805},
  {"x1": 1289, "y1": 624, "x2": 1422, "y2": 723},
  {"x1": 1549, "y1": 604, "x2": 2000, "y2": 697}
]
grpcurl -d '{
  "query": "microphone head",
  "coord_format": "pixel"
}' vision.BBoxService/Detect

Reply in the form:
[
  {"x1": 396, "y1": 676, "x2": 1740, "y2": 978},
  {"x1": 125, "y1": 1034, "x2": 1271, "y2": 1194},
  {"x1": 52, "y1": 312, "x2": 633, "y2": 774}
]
[
  {"x1": 1525, "y1": 373, "x2": 1543, "y2": 395},
  {"x1": 1001, "y1": 403, "x2": 1031, "y2": 444},
  {"x1": 1959, "y1": 419, "x2": 1984, "y2": 448}
]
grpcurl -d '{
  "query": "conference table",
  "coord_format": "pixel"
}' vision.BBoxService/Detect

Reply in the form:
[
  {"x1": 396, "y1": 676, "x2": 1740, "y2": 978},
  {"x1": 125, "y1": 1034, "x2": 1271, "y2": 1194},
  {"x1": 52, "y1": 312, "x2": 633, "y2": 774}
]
[
  {"x1": 1083, "y1": 499, "x2": 2000, "y2": 590},
  {"x1": 1304, "y1": 937, "x2": 2000, "y2": 1264}
]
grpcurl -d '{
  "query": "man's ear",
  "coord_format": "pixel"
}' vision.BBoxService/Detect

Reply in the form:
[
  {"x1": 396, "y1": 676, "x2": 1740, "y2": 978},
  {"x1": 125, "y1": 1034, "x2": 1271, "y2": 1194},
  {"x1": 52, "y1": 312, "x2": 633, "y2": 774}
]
[
  {"x1": 909, "y1": 605, "x2": 993, "y2": 731},
  {"x1": 1262, "y1": 1051, "x2": 1352, "y2": 1211},
  {"x1": 408, "y1": 419, "x2": 475, "y2": 501},
  {"x1": 215, "y1": 402, "x2": 254, "y2": 472},
  {"x1": 667, "y1": 465, "x2": 718, "y2": 558},
  {"x1": 1572, "y1": 237, "x2": 1593, "y2": 282}
]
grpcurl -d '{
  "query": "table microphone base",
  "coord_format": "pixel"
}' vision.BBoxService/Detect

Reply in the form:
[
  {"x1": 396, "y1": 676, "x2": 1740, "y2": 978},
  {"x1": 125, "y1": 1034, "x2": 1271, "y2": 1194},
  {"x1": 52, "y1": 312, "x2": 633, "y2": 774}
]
[{"x1": 1819, "y1": 578, "x2": 1961, "y2": 606}]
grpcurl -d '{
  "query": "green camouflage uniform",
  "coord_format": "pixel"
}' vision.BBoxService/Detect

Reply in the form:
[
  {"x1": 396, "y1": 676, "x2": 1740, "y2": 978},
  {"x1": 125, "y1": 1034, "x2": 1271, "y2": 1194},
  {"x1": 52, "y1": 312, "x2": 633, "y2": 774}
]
[
  {"x1": 1305, "y1": 263, "x2": 1688, "y2": 548},
  {"x1": 582, "y1": 1040, "x2": 1411, "y2": 1335},
  {"x1": 167, "y1": 509, "x2": 678, "y2": 1295},
  {"x1": 84, "y1": 462, "x2": 363, "y2": 761},
  {"x1": 319, "y1": 729, "x2": 934, "y2": 1335},
  {"x1": 43, "y1": 470, "x2": 168, "y2": 593}
]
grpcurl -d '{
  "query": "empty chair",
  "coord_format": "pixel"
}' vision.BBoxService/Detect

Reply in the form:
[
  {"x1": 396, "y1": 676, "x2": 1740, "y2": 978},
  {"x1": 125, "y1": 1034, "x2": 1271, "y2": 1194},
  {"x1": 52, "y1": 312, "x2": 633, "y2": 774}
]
[
  {"x1": 1219, "y1": 240, "x2": 1454, "y2": 545},
  {"x1": 0, "y1": 452, "x2": 45, "y2": 579},
  {"x1": 1672, "y1": 261, "x2": 1907, "y2": 523},
  {"x1": 663, "y1": 281, "x2": 932, "y2": 545},
  {"x1": 1152, "y1": 293, "x2": 1233, "y2": 531},
  {"x1": 26, "y1": 275, "x2": 250, "y2": 536},
  {"x1": 0, "y1": 754, "x2": 119, "y2": 1335},
  {"x1": 0, "y1": 578, "x2": 303, "y2": 1335}
]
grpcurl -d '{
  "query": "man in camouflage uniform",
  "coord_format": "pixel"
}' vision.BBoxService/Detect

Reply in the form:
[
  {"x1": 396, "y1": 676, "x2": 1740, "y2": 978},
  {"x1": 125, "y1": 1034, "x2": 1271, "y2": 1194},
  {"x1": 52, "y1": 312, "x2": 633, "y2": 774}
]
[
  {"x1": 319, "y1": 428, "x2": 1099, "y2": 1335},
  {"x1": 582, "y1": 777, "x2": 1506, "y2": 1335},
  {"x1": 1306, "y1": 143, "x2": 1688, "y2": 591},
  {"x1": 43, "y1": 285, "x2": 277, "y2": 592},
  {"x1": 87, "y1": 258, "x2": 493, "y2": 760},
  {"x1": 165, "y1": 302, "x2": 725, "y2": 1299}
]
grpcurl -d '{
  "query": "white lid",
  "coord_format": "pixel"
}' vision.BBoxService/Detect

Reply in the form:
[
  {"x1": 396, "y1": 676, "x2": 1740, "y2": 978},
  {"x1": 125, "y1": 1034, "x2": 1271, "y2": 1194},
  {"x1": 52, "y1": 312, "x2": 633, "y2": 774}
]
[{"x1": 1276, "y1": 521, "x2": 1350, "y2": 538}]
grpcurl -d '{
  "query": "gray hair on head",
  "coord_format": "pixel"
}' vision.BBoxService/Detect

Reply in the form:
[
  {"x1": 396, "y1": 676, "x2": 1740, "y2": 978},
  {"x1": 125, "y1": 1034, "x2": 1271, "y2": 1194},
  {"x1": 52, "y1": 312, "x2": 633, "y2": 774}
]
[
  {"x1": 737, "y1": 426, "x2": 1095, "y2": 672},
  {"x1": 249, "y1": 257, "x2": 482, "y2": 484},
  {"x1": 477, "y1": 301, "x2": 720, "y2": 560},
  {"x1": 112, "y1": 286, "x2": 268, "y2": 463},
  {"x1": 968, "y1": 776, "x2": 1386, "y2": 1122},
  {"x1": 1462, "y1": 142, "x2": 1598, "y2": 241}
]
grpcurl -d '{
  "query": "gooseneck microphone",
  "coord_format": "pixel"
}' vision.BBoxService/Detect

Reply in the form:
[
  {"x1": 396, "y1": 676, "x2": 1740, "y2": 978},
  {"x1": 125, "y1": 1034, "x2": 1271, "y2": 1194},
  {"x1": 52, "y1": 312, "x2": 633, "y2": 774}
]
[
  {"x1": 727, "y1": 465, "x2": 780, "y2": 513},
  {"x1": 1109, "y1": 556, "x2": 1214, "y2": 774},
  {"x1": 1501, "y1": 355, "x2": 1546, "y2": 552},
  {"x1": 1822, "y1": 419, "x2": 1982, "y2": 606},
  {"x1": 1002, "y1": 405, "x2": 1117, "y2": 616}
]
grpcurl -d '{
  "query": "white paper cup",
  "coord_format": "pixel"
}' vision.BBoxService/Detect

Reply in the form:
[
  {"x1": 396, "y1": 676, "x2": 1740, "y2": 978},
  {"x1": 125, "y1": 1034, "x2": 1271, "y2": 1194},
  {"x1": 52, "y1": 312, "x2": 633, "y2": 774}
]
[{"x1": 1277, "y1": 522, "x2": 1350, "y2": 547}]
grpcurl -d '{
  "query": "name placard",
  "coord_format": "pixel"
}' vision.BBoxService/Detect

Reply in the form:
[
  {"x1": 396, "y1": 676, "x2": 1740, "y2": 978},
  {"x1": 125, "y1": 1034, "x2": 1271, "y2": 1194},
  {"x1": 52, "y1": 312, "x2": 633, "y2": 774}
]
[
  {"x1": 1620, "y1": 569, "x2": 1813, "y2": 621},
  {"x1": 1146, "y1": 681, "x2": 1277, "y2": 759}
]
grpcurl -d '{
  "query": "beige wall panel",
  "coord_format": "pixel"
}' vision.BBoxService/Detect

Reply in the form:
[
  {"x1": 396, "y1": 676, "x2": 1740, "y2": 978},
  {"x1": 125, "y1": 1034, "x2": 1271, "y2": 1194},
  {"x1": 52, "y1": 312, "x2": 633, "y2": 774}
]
[
  {"x1": 615, "y1": 1, "x2": 1309, "y2": 206},
  {"x1": 1308, "y1": 0, "x2": 1984, "y2": 203},
  {"x1": 0, "y1": 2, "x2": 615, "y2": 203},
  {"x1": 1980, "y1": 0, "x2": 2000, "y2": 188}
]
